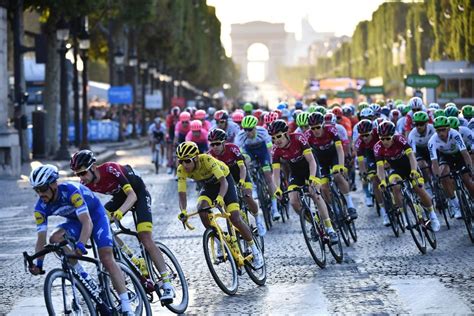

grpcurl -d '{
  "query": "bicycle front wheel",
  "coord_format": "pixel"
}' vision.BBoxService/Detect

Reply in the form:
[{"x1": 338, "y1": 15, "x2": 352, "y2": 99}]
[
  {"x1": 240, "y1": 234, "x2": 267, "y2": 286},
  {"x1": 457, "y1": 188, "x2": 474, "y2": 243},
  {"x1": 332, "y1": 197, "x2": 350, "y2": 247},
  {"x1": 299, "y1": 207, "x2": 326, "y2": 269},
  {"x1": 202, "y1": 228, "x2": 238, "y2": 295},
  {"x1": 44, "y1": 268, "x2": 96, "y2": 316},
  {"x1": 404, "y1": 199, "x2": 426, "y2": 254}
]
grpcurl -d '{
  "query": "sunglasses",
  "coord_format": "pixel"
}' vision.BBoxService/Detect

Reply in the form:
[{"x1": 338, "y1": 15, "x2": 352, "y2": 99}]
[
  {"x1": 360, "y1": 133, "x2": 371, "y2": 138},
  {"x1": 210, "y1": 141, "x2": 223, "y2": 147},
  {"x1": 436, "y1": 128, "x2": 448, "y2": 133},
  {"x1": 271, "y1": 133, "x2": 287, "y2": 141},
  {"x1": 218, "y1": 120, "x2": 227, "y2": 124},
  {"x1": 415, "y1": 122, "x2": 426, "y2": 127},
  {"x1": 244, "y1": 128, "x2": 254, "y2": 132},
  {"x1": 34, "y1": 185, "x2": 50, "y2": 193},
  {"x1": 380, "y1": 137, "x2": 392, "y2": 141},
  {"x1": 310, "y1": 125, "x2": 322, "y2": 130},
  {"x1": 179, "y1": 158, "x2": 193, "y2": 164}
]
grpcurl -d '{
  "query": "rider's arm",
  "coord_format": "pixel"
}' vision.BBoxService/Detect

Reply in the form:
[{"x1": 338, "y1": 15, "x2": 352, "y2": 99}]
[
  {"x1": 272, "y1": 163, "x2": 281, "y2": 192},
  {"x1": 178, "y1": 192, "x2": 187, "y2": 212},
  {"x1": 357, "y1": 156, "x2": 367, "y2": 175},
  {"x1": 376, "y1": 161, "x2": 385, "y2": 182},
  {"x1": 177, "y1": 166, "x2": 188, "y2": 211},
  {"x1": 117, "y1": 185, "x2": 138, "y2": 214},
  {"x1": 428, "y1": 137, "x2": 440, "y2": 176},
  {"x1": 217, "y1": 176, "x2": 229, "y2": 198},
  {"x1": 237, "y1": 160, "x2": 247, "y2": 182},
  {"x1": 34, "y1": 231, "x2": 47, "y2": 262},
  {"x1": 405, "y1": 148, "x2": 418, "y2": 171},
  {"x1": 460, "y1": 149, "x2": 473, "y2": 170},
  {"x1": 304, "y1": 149, "x2": 318, "y2": 179},
  {"x1": 76, "y1": 212, "x2": 93, "y2": 245},
  {"x1": 335, "y1": 140, "x2": 345, "y2": 166}
]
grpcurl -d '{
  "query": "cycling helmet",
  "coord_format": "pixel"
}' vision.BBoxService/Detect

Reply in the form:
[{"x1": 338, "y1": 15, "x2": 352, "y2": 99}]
[
  {"x1": 394, "y1": 99, "x2": 404, "y2": 106},
  {"x1": 448, "y1": 117, "x2": 460, "y2": 129},
  {"x1": 324, "y1": 113, "x2": 337, "y2": 125},
  {"x1": 413, "y1": 111, "x2": 429, "y2": 123},
  {"x1": 179, "y1": 111, "x2": 191, "y2": 122},
  {"x1": 433, "y1": 116, "x2": 450, "y2": 129},
  {"x1": 274, "y1": 109, "x2": 282, "y2": 119},
  {"x1": 207, "y1": 107, "x2": 216, "y2": 117},
  {"x1": 253, "y1": 109, "x2": 263, "y2": 119},
  {"x1": 190, "y1": 120, "x2": 202, "y2": 131},
  {"x1": 408, "y1": 97, "x2": 424, "y2": 111},
  {"x1": 186, "y1": 106, "x2": 197, "y2": 116},
  {"x1": 214, "y1": 110, "x2": 228, "y2": 121},
  {"x1": 281, "y1": 109, "x2": 290, "y2": 119},
  {"x1": 30, "y1": 164, "x2": 59, "y2": 188},
  {"x1": 243, "y1": 102, "x2": 253, "y2": 113},
  {"x1": 358, "y1": 102, "x2": 369, "y2": 111},
  {"x1": 263, "y1": 112, "x2": 278, "y2": 125},
  {"x1": 314, "y1": 105, "x2": 327, "y2": 115},
  {"x1": 208, "y1": 128, "x2": 227, "y2": 142},
  {"x1": 445, "y1": 102, "x2": 456, "y2": 108},
  {"x1": 154, "y1": 117, "x2": 162, "y2": 124},
  {"x1": 194, "y1": 109, "x2": 206, "y2": 120},
  {"x1": 296, "y1": 112, "x2": 309, "y2": 127},
  {"x1": 357, "y1": 119, "x2": 373, "y2": 134},
  {"x1": 330, "y1": 102, "x2": 341, "y2": 109},
  {"x1": 176, "y1": 141, "x2": 199, "y2": 160},
  {"x1": 171, "y1": 106, "x2": 180, "y2": 116},
  {"x1": 444, "y1": 105, "x2": 459, "y2": 117},
  {"x1": 232, "y1": 111, "x2": 244, "y2": 123},
  {"x1": 374, "y1": 117, "x2": 386, "y2": 128},
  {"x1": 241, "y1": 115, "x2": 258, "y2": 129},
  {"x1": 267, "y1": 119, "x2": 288, "y2": 136},
  {"x1": 276, "y1": 103, "x2": 286, "y2": 111},
  {"x1": 294, "y1": 101, "x2": 304, "y2": 110},
  {"x1": 434, "y1": 109, "x2": 445, "y2": 118},
  {"x1": 461, "y1": 105, "x2": 473, "y2": 119},
  {"x1": 428, "y1": 103, "x2": 440, "y2": 109},
  {"x1": 342, "y1": 105, "x2": 352, "y2": 116},
  {"x1": 70, "y1": 150, "x2": 96, "y2": 172},
  {"x1": 376, "y1": 99, "x2": 385, "y2": 107},
  {"x1": 369, "y1": 103, "x2": 381, "y2": 115},
  {"x1": 377, "y1": 121, "x2": 396, "y2": 137},
  {"x1": 292, "y1": 109, "x2": 302, "y2": 121},
  {"x1": 401, "y1": 105, "x2": 411, "y2": 116},
  {"x1": 332, "y1": 106, "x2": 343, "y2": 118},
  {"x1": 381, "y1": 106, "x2": 390, "y2": 117},
  {"x1": 308, "y1": 112, "x2": 324, "y2": 126},
  {"x1": 360, "y1": 107, "x2": 374, "y2": 119},
  {"x1": 307, "y1": 105, "x2": 317, "y2": 113},
  {"x1": 389, "y1": 109, "x2": 401, "y2": 119}
]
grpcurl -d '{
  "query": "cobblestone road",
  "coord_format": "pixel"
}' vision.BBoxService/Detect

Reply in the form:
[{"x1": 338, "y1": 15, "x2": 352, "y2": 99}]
[{"x1": 1, "y1": 147, "x2": 473, "y2": 314}]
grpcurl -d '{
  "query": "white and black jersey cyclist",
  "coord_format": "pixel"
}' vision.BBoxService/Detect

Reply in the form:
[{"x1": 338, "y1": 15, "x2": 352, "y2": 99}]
[{"x1": 408, "y1": 112, "x2": 435, "y2": 185}]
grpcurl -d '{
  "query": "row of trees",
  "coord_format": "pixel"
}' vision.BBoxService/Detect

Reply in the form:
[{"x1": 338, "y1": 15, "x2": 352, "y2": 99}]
[{"x1": 279, "y1": 0, "x2": 474, "y2": 97}]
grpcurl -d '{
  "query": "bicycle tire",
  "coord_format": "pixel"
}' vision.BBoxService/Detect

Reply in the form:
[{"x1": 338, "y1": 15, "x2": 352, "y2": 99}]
[
  {"x1": 332, "y1": 196, "x2": 350, "y2": 247},
  {"x1": 338, "y1": 191, "x2": 357, "y2": 243},
  {"x1": 44, "y1": 268, "x2": 96, "y2": 316},
  {"x1": 240, "y1": 233, "x2": 267, "y2": 286},
  {"x1": 423, "y1": 211, "x2": 437, "y2": 250},
  {"x1": 404, "y1": 199, "x2": 427, "y2": 254},
  {"x1": 327, "y1": 229, "x2": 344, "y2": 263},
  {"x1": 383, "y1": 191, "x2": 399, "y2": 237},
  {"x1": 433, "y1": 183, "x2": 451, "y2": 229},
  {"x1": 257, "y1": 180, "x2": 272, "y2": 230},
  {"x1": 457, "y1": 188, "x2": 474, "y2": 243},
  {"x1": 150, "y1": 242, "x2": 189, "y2": 314},
  {"x1": 396, "y1": 208, "x2": 406, "y2": 233},
  {"x1": 154, "y1": 148, "x2": 160, "y2": 174},
  {"x1": 202, "y1": 228, "x2": 239, "y2": 295},
  {"x1": 299, "y1": 207, "x2": 326, "y2": 268}
]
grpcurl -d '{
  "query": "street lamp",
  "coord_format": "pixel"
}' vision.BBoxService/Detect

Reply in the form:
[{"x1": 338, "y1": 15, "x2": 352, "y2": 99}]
[
  {"x1": 114, "y1": 48, "x2": 125, "y2": 142},
  {"x1": 78, "y1": 20, "x2": 90, "y2": 150},
  {"x1": 139, "y1": 59, "x2": 148, "y2": 137},
  {"x1": 149, "y1": 63, "x2": 157, "y2": 92},
  {"x1": 55, "y1": 17, "x2": 71, "y2": 160},
  {"x1": 129, "y1": 50, "x2": 138, "y2": 138}
]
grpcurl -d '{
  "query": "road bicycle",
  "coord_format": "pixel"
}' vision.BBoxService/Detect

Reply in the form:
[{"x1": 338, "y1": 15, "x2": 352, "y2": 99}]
[
  {"x1": 430, "y1": 176, "x2": 452, "y2": 230},
  {"x1": 23, "y1": 234, "x2": 151, "y2": 315},
  {"x1": 153, "y1": 142, "x2": 162, "y2": 174},
  {"x1": 181, "y1": 205, "x2": 266, "y2": 295},
  {"x1": 112, "y1": 218, "x2": 189, "y2": 314},
  {"x1": 381, "y1": 182, "x2": 406, "y2": 238},
  {"x1": 283, "y1": 186, "x2": 343, "y2": 269},
  {"x1": 278, "y1": 169, "x2": 291, "y2": 222},
  {"x1": 249, "y1": 161, "x2": 273, "y2": 229},
  {"x1": 237, "y1": 186, "x2": 265, "y2": 252}
]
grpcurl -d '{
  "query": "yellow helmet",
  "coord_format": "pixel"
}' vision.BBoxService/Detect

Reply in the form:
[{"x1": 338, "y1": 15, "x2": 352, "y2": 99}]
[{"x1": 176, "y1": 141, "x2": 199, "y2": 160}]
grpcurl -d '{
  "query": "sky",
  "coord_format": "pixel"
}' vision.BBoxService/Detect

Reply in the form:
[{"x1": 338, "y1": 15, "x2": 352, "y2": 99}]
[{"x1": 207, "y1": 0, "x2": 386, "y2": 57}]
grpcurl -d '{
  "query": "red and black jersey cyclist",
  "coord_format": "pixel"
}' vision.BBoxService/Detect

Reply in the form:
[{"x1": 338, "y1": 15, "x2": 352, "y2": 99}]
[
  {"x1": 70, "y1": 150, "x2": 176, "y2": 303},
  {"x1": 354, "y1": 119, "x2": 390, "y2": 226},
  {"x1": 374, "y1": 121, "x2": 440, "y2": 232},
  {"x1": 166, "y1": 106, "x2": 181, "y2": 173},
  {"x1": 207, "y1": 128, "x2": 266, "y2": 237},
  {"x1": 268, "y1": 120, "x2": 339, "y2": 244},
  {"x1": 305, "y1": 112, "x2": 358, "y2": 220}
]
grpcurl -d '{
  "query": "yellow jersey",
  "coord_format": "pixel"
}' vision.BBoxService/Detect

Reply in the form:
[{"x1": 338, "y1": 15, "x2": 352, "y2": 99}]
[{"x1": 177, "y1": 154, "x2": 230, "y2": 192}]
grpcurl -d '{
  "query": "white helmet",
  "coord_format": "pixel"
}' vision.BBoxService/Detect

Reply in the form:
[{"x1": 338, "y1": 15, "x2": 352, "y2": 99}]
[
  {"x1": 408, "y1": 97, "x2": 424, "y2": 110},
  {"x1": 29, "y1": 164, "x2": 59, "y2": 188},
  {"x1": 154, "y1": 117, "x2": 162, "y2": 124},
  {"x1": 428, "y1": 102, "x2": 440, "y2": 109}
]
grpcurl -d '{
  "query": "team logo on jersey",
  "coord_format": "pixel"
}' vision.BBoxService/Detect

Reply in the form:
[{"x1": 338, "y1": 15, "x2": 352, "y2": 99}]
[
  {"x1": 71, "y1": 193, "x2": 84, "y2": 208},
  {"x1": 107, "y1": 166, "x2": 121, "y2": 178},
  {"x1": 34, "y1": 211, "x2": 45, "y2": 225}
]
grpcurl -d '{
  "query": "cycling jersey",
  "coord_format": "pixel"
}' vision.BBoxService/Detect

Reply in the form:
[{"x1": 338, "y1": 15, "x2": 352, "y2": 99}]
[
  {"x1": 148, "y1": 123, "x2": 166, "y2": 143},
  {"x1": 288, "y1": 121, "x2": 297, "y2": 133},
  {"x1": 468, "y1": 118, "x2": 474, "y2": 130},
  {"x1": 185, "y1": 129, "x2": 209, "y2": 153},
  {"x1": 404, "y1": 109, "x2": 431, "y2": 132},
  {"x1": 305, "y1": 125, "x2": 341, "y2": 177},
  {"x1": 209, "y1": 143, "x2": 250, "y2": 187},
  {"x1": 174, "y1": 121, "x2": 191, "y2": 143},
  {"x1": 201, "y1": 120, "x2": 212, "y2": 131},
  {"x1": 354, "y1": 129, "x2": 379, "y2": 170},
  {"x1": 211, "y1": 120, "x2": 240, "y2": 143},
  {"x1": 235, "y1": 126, "x2": 272, "y2": 168},
  {"x1": 459, "y1": 117, "x2": 469, "y2": 127},
  {"x1": 374, "y1": 134, "x2": 412, "y2": 174},
  {"x1": 166, "y1": 114, "x2": 179, "y2": 141},
  {"x1": 337, "y1": 116, "x2": 353, "y2": 137},
  {"x1": 458, "y1": 126, "x2": 473, "y2": 150},
  {"x1": 428, "y1": 129, "x2": 467, "y2": 160},
  {"x1": 34, "y1": 182, "x2": 112, "y2": 248},
  {"x1": 177, "y1": 154, "x2": 230, "y2": 192},
  {"x1": 396, "y1": 116, "x2": 406, "y2": 134},
  {"x1": 408, "y1": 124, "x2": 435, "y2": 151}
]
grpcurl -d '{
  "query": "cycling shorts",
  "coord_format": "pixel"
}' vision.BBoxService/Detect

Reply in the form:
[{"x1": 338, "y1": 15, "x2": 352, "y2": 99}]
[
  {"x1": 288, "y1": 162, "x2": 311, "y2": 189},
  {"x1": 198, "y1": 174, "x2": 239, "y2": 212},
  {"x1": 229, "y1": 164, "x2": 252, "y2": 190},
  {"x1": 415, "y1": 146, "x2": 431, "y2": 164},
  {"x1": 245, "y1": 144, "x2": 271, "y2": 170},
  {"x1": 316, "y1": 154, "x2": 338, "y2": 179},
  {"x1": 439, "y1": 152, "x2": 468, "y2": 173}
]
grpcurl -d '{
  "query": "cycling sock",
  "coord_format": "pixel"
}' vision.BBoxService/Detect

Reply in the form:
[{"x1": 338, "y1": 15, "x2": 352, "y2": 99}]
[
  {"x1": 343, "y1": 193, "x2": 355, "y2": 208},
  {"x1": 380, "y1": 207, "x2": 387, "y2": 216},
  {"x1": 250, "y1": 242, "x2": 259, "y2": 254},
  {"x1": 323, "y1": 219, "x2": 333, "y2": 229},
  {"x1": 160, "y1": 271, "x2": 171, "y2": 284},
  {"x1": 271, "y1": 198, "x2": 278, "y2": 210},
  {"x1": 363, "y1": 183, "x2": 371, "y2": 198},
  {"x1": 119, "y1": 292, "x2": 132, "y2": 312}
]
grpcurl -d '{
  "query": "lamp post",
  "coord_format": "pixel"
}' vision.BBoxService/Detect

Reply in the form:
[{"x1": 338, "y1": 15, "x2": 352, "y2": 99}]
[
  {"x1": 72, "y1": 18, "x2": 80, "y2": 147},
  {"x1": 55, "y1": 17, "x2": 71, "y2": 160},
  {"x1": 149, "y1": 63, "x2": 157, "y2": 93},
  {"x1": 114, "y1": 48, "x2": 125, "y2": 142},
  {"x1": 139, "y1": 59, "x2": 148, "y2": 137},
  {"x1": 79, "y1": 18, "x2": 90, "y2": 149},
  {"x1": 129, "y1": 51, "x2": 138, "y2": 138}
]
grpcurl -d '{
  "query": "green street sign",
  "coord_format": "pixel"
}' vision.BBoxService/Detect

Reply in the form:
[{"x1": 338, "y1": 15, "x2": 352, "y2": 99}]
[
  {"x1": 360, "y1": 86, "x2": 384, "y2": 95},
  {"x1": 439, "y1": 91, "x2": 458, "y2": 99},
  {"x1": 336, "y1": 91, "x2": 355, "y2": 98},
  {"x1": 405, "y1": 74, "x2": 441, "y2": 88}
]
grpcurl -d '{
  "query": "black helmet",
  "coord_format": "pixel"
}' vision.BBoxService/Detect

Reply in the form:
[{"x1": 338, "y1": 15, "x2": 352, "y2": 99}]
[
  {"x1": 208, "y1": 128, "x2": 227, "y2": 142},
  {"x1": 308, "y1": 112, "x2": 324, "y2": 126},
  {"x1": 267, "y1": 119, "x2": 288, "y2": 135},
  {"x1": 357, "y1": 119, "x2": 374, "y2": 134},
  {"x1": 70, "y1": 150, "x2": 96, "y2": 171}
]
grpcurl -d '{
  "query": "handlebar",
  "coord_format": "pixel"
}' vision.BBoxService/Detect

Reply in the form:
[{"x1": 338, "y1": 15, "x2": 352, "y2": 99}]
[{"x1": 23, "y1": 239, "x2": 70, "y2": 274}]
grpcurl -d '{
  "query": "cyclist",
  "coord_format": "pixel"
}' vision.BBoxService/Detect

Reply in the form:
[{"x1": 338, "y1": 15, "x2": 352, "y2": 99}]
[
  {"x1": 166, "y1": 107, "x2": 181, "y2": 174},
  {"x1": 448, "y1": 117, "x2": 473, "y2": 151},
  {"x1": 389, "y1": 109, "x2": 401, "y2": 126},
  {"x1": 176, "y1": 141, "x2": 264, "y2": 268},
  {"x1": 428, "y1": 116, "x2": 474, "y2": 219},
  {"x1": 295, "y1": 111, "x2": 310, "y2": 133},
  {"x1": 148, "y1": 117, "x2": 166, "y2": 165},
  {"x1": 461, "y1": 105, "x2": 473, "y2": 122},
  {"x1": 404, "y1": 97, "x2": 427, "y2": 134},
  {"x1": 175, "y1": 111, "x2": 192, "y2": 145},
  {"x1": 289, "y1": 109, "x2": 301, "y2": 133},
  {"x1": 208, "y1": 128, "x2": 266, "y2": 236},
  {"x1": 445, "y1": 104, "x2": 468, "y2": 127},
  {"x1": 306, "y1": 112, "x2": 358, "y2": 220},
  {"x1": 214, "y1": 110, "x2": 240, "y2": 143},
  {"x1": 194, "y1": 109, "x2": 212, "y2": 131},
  {"x1": 186, "y1": 120, "x2": 209, "y2": 153},
  {"x1": 332, "y1": 106, "x2": 352, "y2": 138},
  {"x1": 269, "y1": 120, "x2": 339, "y2": 244},
  {"x1": 232, "y1": 111, "x2": 244, "y2": 128},
  {"x1": 375, "y1": 121, "x2": 441, "y2": 232},
  {"x1": 243, "y1": 102, "x2": 254, "y2": 116},
  {"x1": 70, "y1": 151, "x2": 176, "y2": 303},
  {"x1": 236, "y1": 115, "x2": 280, "y2": 220},
  {"x1": 29, "y1": 164, "x2": 135, "y2": 315}
]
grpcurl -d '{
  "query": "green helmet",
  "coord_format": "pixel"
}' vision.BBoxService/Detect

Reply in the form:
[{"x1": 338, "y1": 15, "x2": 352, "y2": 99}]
[
  {"x1": 445, "y1": 102, "x2": 456, "y2": 108},
  {"x1": 444, "y1": 105, "x2": 459, "y2": 117},
  {"x1": 433, "y1": 116, "x2": 450, "y2": 129},
  {"x1": 296, "y1": 112, "x2": 309, "y2": 127},
  {"x1": 434, "y1": 109, "x2": 445, "y2": 118},
  {"x1": 413, "y1": 111, "x2": 429, "y2": 123},
  {"x1": 448, "y1": 117, "x2": 460, "y2": 129},
  {"x1": 358, "y1": 102, "x2": 369, "y2": 111},
  {"x1": 243, "y1": 102, "x2": 253, "y2": 113},
  {"x1": 308, "y1": 105, "x2": 317, "y2": 113},
  {"x1": 401, "y1": 105, "x2": 411, "y2": 116},
  {"x1": 394, "y1": 99, "x2": 404, "y2": 106},
  {"x1": 396, "y1": 104, "x2": 405, "y2": 112},
  {"x1": 462, "y1": 105, "x2": 473, "y2": 119},
  {"x1": 314, "y1": 105, "x2": 327, "y2": 115},
  {"x1": 241, "y1": 115, "x2": 258, "y2": 129}
]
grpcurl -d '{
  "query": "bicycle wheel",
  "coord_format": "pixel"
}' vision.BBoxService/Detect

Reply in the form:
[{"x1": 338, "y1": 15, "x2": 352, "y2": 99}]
[
  {"x1": 457, "y1": 188, "x2": 474, "y2": 243},
  {"x1": 239, "y1": 233, "x2": 267, "y2": 286},
  {"x1": 149, "y1": 242, "x2": 189, "y2": 314},
  {"x1": 102, "y1": 261, "x2": 152, "y2": 316},
  {"x1": 44, "y1": 268, "x2": 96, "y2": 316},
  {"x1": 332, "y1": 196, "x2": 350, "y2": 247},
  {"x1": 338, "y1": 192, "x2": 357, "y2": 243},
  {"x1": 327, "y1": 228, "x2": 344, "y2": 263},
  {"x1": 383, "y1": 191, "x2": 399, "y2": 237},
  {"x1": 257, "y1": 179, "x2": 272, "y2": 230},
  {"x1": 299, "y1": 207, "x2": 326, "y2": 268},
  {"x1": 433, "y1": 184, "x2": 450, "y2": 229},
  {"x1": 423, "y1": 209, "x2": 437, "y2": 250},
  {"x1": 202, "y1": 228, "x2": 238, "y2": 295},
  {"x1": 403, "y1": 199, "x2": 426, "y2": 254},
  {"x1": 154, "y1": 148, "x2": 160, "y2": 174}
]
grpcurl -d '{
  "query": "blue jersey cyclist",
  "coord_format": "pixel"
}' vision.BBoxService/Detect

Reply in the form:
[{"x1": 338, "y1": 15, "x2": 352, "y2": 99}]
[
  {"x1": 28, "y1": 164, "x2": 135, "y2": 315},
  {"x1": 236, "y1": 115, "x2": 281, "y2": 221}
]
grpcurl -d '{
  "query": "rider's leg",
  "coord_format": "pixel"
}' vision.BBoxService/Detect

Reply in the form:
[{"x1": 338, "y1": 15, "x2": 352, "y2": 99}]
[{"x1": 289, "y1": 190, "x2": 302, "y2": 214}]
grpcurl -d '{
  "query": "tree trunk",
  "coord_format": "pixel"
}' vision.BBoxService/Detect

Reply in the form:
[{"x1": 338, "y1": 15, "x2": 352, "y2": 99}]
[{"x1": 42, "y1": 18, "x2": 60, "y2": 156}]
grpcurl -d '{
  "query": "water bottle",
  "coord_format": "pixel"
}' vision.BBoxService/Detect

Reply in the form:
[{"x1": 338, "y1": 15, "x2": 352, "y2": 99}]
[
  {"x1": 80, "y1": 271, "x2": 99, "y2": 294},
  {"x1": 131, "y1": 256, "x2": 149, "y2": 277}
]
